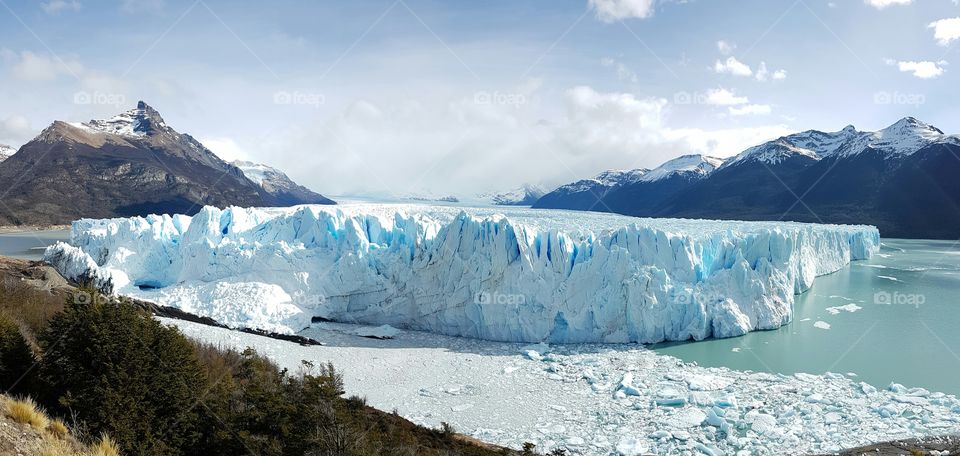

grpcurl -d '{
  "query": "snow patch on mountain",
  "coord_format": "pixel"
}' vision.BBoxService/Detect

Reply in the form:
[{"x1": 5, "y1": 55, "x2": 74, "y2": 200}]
[
  {"x1": 68, "y1": 101, "x2": 168, "y2": 138},
  {"x1": 639, "y1": 154, "x2": 725, "y2": 182},
  {"x1": 45, "y1": 204, "x2": 879, "y2": 343},
  {"x1": 476, "y1": 184, "x2": 547, "y2": 206},
  {"x1": 0, "y1": 145, "x2": 14, "y2": 162},
  {"x1": 724, "y1": 117, "x2": 959, "y2": 167}
]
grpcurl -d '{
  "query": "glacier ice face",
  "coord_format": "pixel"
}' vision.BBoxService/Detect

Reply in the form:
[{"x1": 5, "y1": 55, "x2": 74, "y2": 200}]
[{"x1": 43, "y1": 203, "x2": 880, "y2": 343}]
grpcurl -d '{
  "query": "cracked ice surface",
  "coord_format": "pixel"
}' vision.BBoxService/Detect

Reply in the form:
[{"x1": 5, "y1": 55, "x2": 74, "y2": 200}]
[
  {"x1": 165, "y1": 318, "x2": 960, "y2": 456},
  {"x1": 45, "y1": 203, "x2": 879, "y2": 342}
]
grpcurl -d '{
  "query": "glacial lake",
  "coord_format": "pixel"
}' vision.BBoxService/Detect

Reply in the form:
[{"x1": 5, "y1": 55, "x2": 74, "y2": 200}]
[
  {"x1": 655, "y1": 238, "x2": 960, "y2": 396},
  {"x1": 2, "y1": 226, "x2": 957, "y2": 396},
  {"x1": 0, "y1": 229, "x2": 70, "y2": 260}
]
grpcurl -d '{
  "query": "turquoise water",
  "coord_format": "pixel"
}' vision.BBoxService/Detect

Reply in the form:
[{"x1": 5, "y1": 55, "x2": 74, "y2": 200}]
[
  {"x1": 655, "y1": 239, "x2": 960, "y2": 396},
  {"x1": 0, "y1": 230, "x2": 70, "y2": 260}
]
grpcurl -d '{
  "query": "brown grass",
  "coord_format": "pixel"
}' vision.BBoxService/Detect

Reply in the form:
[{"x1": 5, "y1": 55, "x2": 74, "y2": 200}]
[
  {"x1": 5, "y1": 396, "x2": 49, "y2": 430},
  {"x1": 88, "y1": 434, "x2": 120, "y2": 456},
  {"x1": 47, "y1": 418, "x2": 69, "y2": 438}
]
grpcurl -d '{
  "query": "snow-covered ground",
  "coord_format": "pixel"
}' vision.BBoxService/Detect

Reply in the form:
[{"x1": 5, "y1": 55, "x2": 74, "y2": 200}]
[
  {"x1": 165, "y1": 318, "x2": 960, "y2": 456},
  {"x1": 46, "y1": 203, "x2": 878, "y2": 343}
]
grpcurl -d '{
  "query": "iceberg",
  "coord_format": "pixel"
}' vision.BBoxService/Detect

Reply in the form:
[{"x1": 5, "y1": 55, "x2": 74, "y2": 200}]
[{"x1": 43, "y1": 203, "x2": 879, "y2": 343}]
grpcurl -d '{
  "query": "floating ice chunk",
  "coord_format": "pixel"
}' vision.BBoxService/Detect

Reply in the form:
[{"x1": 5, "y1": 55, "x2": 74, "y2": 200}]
[
  {"x1": 669, "y1": 408, "x2": 707, "y2": 428},
  {"x1": 524, "y1": 350, "x2": 543, "y2": 361},
  {"x1": 825, "y1": 303, "x2": 862, "y2": 315},
  {"x1": 616, "y1": 437, "x2": 649, "y2": 456},
  {"x1": 747, "y1": 412, "x2": 778, "y2": 435},
  {"x1": 618, "y1": 372, "x2": 643, "y2": 396},
  {"x1": 354, "y1": 324, "x2": 400, "y2": 339},
  {"x1": 877, "y1": 275, "x2": 900, "y2": 282},
  {"x1": 684, "y1": 373, "x2": 734, "y2": 391},
  {"x1": 813, "y1": 321, "x2": 831, "y2": 330},
  {"x1": 888, "y1": 382, "x2": 907, "y2": 393},
  {"x1": 861, "y1": 383, "x2": 877, "y2": 395}
]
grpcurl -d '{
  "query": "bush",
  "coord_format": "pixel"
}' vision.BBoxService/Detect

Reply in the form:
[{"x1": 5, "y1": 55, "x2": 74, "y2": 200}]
[
  {"x1": 0, "y1": 315, "x2": 36, "y2": 394},
  {"x1": 4, "y1": 396, "x2": 49, "y2": 430},
  {"x1": 39, "y1": 295, "x2": 205, "y2": 455}
]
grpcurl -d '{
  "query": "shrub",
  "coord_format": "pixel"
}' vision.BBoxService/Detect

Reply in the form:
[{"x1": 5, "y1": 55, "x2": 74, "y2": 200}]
[
  {"x1": 0, "y1": 314, "x2": 36, "y2": 394},
  {"x1": 39, "y1": 295, "x2": 204, "y2": 455},
  {"x1": 89, "y1": 434, "x2": 121, "y2": 456},
  {"x1": 47, "y1": 418, "x2": 69, "y2": 438},
  {"x1": 5, "y1": 396, "x2": 49, "y2": 430}
]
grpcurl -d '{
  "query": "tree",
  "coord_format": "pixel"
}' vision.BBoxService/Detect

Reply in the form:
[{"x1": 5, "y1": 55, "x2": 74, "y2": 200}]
[
  {"x1": 38, "y1": 293, "x2": 205, "y2": 455},
  {"x1": 0, "y1": 314, "x2": 35, "y2": 394}
]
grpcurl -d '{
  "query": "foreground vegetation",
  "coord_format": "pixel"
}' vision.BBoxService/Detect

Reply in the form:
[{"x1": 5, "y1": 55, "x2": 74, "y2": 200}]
[{"x1": 0, "y1": 268, "x2": 524, "y2": 455}]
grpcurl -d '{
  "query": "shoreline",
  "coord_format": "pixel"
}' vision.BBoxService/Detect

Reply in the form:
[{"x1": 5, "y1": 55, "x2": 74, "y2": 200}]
[{"x1": 0, "y1": 225, "x2": 70, "y2": 234}]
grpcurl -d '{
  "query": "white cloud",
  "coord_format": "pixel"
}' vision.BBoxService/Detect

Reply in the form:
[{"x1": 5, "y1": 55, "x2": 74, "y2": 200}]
[
  {"x1": 717, "y1": 40, "x2": 736, "y2": 55},
  {"x1": 201, "y1": 137, "x2": 252, "y2": 162},
  {"x1": 600, "y1": 57, "x2": 638, "y2": 83},
  {"x1": 248, "y1": 85, "x2": 788, "y2": 196},
  {"x1": 0, "y1": 115, "x2": 34, "y2": 147},
  {"x1": 705, "y1": 88, "x2": 749, "y2": 105},
  {"x1": 713, "y1": 57, "x2": 753, "y2": 77},
  {"x1": 589, "y1": 0, "x2": 656, "y2": 22},
  {"x1": 864, "y1": 0, "x2": 912, "y2": 8},
  {"x1": 728, "y1": 104, "x2": 772, "y2": 116},
  {"x1": 754, "y1": 62, "x2": 787, "y2": 82},
  {"x1": 9, "y1": 51, "x2": 83, "y2": 81},
  {"x1": 892, "y1": 60, "x2": 947, "y2": 79},
  {"x1": 41, "y1": 0, "x2": 80, "y2": 14},
  {"x1": 929, "y1": 17, "x2": 960, "y2": 46}
]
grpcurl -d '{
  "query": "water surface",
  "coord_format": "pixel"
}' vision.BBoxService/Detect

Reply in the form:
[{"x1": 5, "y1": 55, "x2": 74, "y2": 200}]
[
  {"x1": 0, "y1": 229, "x2": 70, "y2": 260},
  {"x1": 655, "y1": 239, "x2": 960, "y2": 396}
]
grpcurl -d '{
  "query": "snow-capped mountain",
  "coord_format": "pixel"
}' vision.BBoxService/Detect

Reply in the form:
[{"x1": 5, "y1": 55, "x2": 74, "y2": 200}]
[
  {"x1": 0, "y1": 101, "x2": 334, "y2": 226},
  {"x1": 533, "y1": 168, "x2": 649, "y2": 211},
  {"x1": 232, "y1": 160, "x2": 334, "y2": 206},
  {"x1": 639, "y1": 154, "x2": 725, "y2": 181},
  {"x1": 0, "y1": 144, "x2": 14, "y2": 162},
  {"x1": 534, "y1": 117, "x2": 960, "y2": 239},
  {"x1": 476, "y1": 184, "x2": 547, "y2": 206}
]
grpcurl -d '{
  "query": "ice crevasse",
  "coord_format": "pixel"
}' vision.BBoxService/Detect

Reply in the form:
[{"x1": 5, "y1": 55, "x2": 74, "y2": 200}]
[{"x1": 44, "y1": 204, "x2": 880, "y2": 343}]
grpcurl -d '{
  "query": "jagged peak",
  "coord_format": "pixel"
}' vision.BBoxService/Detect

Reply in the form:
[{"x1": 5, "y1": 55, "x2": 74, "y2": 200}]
[
  {"x1": 880, "y1": 116, "x2": 943, "y2": 136},
  {"x1": 62, "y1": 101, "x2": 170, "y2": 138}
]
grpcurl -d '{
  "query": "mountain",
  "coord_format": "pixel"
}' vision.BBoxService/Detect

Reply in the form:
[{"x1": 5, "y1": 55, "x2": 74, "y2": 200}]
[
  {"x1": 0, "y1": 101, "x2": 334, "y2": 226},
  {"x1": 590, "y1": 154, "x2": 726, "y2": 216},
  {"x1": 477, "y1": 184, "x2": 547, "y2": 206},
  {"x1": 534, "y1": 118, "x2": 960, "y2": 239},
  {"x1": 232, "y1": 160, "x2": 334, "y2": 206},
  {"x1": 533, "y1": 168, "x2": 648, "y2": 211}
]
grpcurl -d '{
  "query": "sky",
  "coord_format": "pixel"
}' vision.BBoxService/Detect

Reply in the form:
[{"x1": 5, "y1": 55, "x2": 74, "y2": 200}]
[{"x1": 1, "y1": 0, "x2": 959, "y2": 198}]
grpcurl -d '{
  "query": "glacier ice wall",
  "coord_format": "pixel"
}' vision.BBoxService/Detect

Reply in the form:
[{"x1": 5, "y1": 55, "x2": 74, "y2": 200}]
[{"x1": 44, "y1": 204, "x2": 880, "y2": 343}]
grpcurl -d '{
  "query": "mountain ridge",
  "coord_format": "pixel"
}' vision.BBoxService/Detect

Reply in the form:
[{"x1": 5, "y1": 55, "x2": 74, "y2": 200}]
[
  {"x1": 0, "y1": 101, "x2": 334, "y2": 226},
  {"x1": 534, "y1": 117, "x2": 960, "y2": 239}
]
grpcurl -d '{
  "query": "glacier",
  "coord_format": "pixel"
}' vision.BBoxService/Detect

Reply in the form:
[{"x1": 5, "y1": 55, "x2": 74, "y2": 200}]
[{"x1": 43, "y1": 203, "x2": 880, "y2": 343}]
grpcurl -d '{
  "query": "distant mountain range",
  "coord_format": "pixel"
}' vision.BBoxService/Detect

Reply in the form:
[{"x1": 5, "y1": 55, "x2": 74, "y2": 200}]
[
  {"x1": 0, "y1": 101, "x2": 333, "y2": 226},
  {"x1": 534, "y1": 117, "x2": 960, "y2": 239}
]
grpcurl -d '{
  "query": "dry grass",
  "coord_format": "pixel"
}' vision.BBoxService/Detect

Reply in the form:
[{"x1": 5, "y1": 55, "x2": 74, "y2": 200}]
[
  {"x1": 5, "y1": 396, "x2": 49, "y2": 430},
  {"x1": 47, "y1": 418, "x2": 69, "y2": 438},
  {"x1": 0, "y1": 277, "x2": 65, "y2": 344},
  {"x1": 88, "y1": 434, "x2": 120, "y2": 456},
  {"x1": 38, "y1": 436, "x2": 76, "y2": 456}
]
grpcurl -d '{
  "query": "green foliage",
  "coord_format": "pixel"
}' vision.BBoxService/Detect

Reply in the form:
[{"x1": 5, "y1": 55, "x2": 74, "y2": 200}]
[
  {"x1": 0, "y1": 315, "x2": 35, "y2": 394},
  {"x1": 0, "y1": 286, "x2": 511, "y2": 456},
  {"x1": 38, "y1": 293, "x2": 204, "y2": 455}
]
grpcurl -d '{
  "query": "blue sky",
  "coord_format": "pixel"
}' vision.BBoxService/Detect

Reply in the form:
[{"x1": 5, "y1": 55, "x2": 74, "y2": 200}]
[{"x1": 1, "y1": 0, "x2": 959, "y2": 196}]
